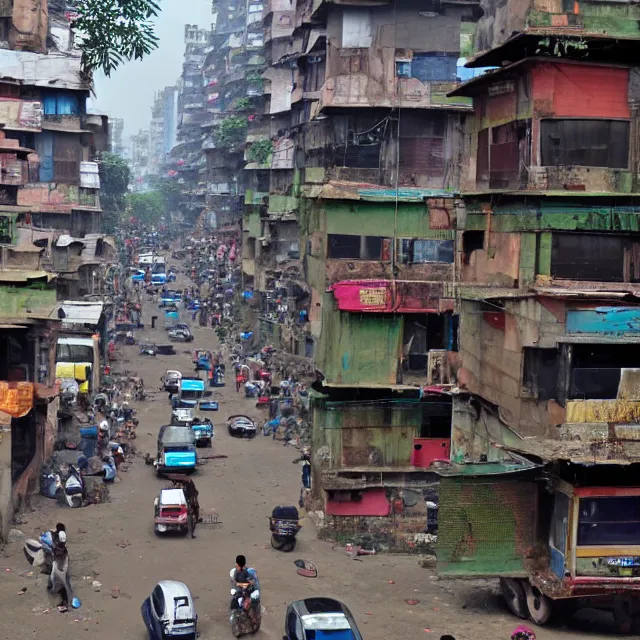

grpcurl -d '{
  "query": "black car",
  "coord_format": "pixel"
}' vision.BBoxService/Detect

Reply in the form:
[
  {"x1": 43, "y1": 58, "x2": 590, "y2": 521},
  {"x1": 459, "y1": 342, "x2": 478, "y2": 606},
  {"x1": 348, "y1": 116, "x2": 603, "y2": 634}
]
[{"x1": 283, "y1": 598, "x2": 363, "y2": 640}]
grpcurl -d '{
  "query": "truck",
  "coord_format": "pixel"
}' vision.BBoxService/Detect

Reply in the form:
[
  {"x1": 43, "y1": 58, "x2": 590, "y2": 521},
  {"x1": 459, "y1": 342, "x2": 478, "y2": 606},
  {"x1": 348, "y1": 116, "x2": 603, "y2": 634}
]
[{"x1": 55, "y1": 336, "x2": 100, "y2": 394}]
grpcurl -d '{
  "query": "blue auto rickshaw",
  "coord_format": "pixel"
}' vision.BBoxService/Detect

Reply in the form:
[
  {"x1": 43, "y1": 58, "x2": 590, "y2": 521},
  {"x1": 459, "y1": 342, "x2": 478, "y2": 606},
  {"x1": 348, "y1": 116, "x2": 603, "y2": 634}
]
[
  {"x1": 177, "y1": 377, "x2": 205, "y2": 408},
  {"x1": 164, "y1": 308, "x2": 180, "y2": 329},
  {"x1": 155, "y1": 425, "x2": 197, "y2": 475}
]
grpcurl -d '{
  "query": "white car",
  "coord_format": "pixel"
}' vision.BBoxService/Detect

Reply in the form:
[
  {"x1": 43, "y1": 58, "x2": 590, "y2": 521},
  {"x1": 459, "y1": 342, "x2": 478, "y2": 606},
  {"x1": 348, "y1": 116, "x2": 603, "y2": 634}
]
[{"x1": 141, "y1": 580, "x2": 197, "y2": 639}]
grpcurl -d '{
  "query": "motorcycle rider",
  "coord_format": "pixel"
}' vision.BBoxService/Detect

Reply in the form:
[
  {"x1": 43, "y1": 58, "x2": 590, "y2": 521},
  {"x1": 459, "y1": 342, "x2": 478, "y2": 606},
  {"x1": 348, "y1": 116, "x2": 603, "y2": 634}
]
[{"x1": 230, "y1": 555, "x2": 259, "y2": 590}]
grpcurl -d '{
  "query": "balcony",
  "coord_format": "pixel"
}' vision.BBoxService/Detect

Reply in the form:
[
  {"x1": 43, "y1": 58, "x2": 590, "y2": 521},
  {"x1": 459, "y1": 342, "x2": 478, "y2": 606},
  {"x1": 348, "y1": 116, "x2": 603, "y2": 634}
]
[
  {"x1": 42, "y1": 114, "x2": 83, "y2": 132},
  {"x1": 77, "y1": 188, "x2": 100, "y2": 210}
]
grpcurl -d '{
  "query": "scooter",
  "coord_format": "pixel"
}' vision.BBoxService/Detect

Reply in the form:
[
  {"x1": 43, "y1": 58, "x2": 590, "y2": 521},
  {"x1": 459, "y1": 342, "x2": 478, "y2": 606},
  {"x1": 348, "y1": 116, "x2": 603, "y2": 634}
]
[
  {"x1": 58, "y1": 465, "x2": 84, "y2": 508},
  {"x1": 229, "y1": 581, "x2": 261, "y2": 637}
]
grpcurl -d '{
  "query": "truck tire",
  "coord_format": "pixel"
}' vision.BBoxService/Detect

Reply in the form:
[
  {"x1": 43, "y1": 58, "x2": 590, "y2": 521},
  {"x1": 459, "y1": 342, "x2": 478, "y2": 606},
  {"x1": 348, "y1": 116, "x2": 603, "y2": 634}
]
[
  {"x1": 500, "y1": 578, "x2": 527, "y2": 620},
  {"x1": 524, "y1": 581, "x2": 553, "y2": 625}
]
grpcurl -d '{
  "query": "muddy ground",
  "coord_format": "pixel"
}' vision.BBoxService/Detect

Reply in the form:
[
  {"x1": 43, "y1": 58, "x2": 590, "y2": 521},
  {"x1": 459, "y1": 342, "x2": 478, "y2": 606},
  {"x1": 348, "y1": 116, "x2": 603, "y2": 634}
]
[{"x1": 0, "y1": 276, "x2": 624, "y2": 640}]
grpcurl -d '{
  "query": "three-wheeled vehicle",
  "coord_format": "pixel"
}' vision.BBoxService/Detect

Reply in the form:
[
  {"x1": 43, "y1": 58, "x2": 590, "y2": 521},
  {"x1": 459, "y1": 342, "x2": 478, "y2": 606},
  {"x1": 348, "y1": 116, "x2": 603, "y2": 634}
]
[
  {"x1": 228, "y1": 415, "x2": 257, "y2": 439},
  {"x1": 191, "y1": 417, "x2": 214, "y2": 447},
  {"x1": 269, "y1": 505, "x2": 301, "y2": 552},
  {"x1": 162, "y1": 369, "x2": 182, "y2": 395},
  {"x1": 177, "y1": 377, "x2": 205, "y2": 409},
  {"x1": 192, "y1": 350, "x2": 213, "y2": 372},
  {"x1": 171, "y1": 408, "x2": 194, "y2": 427},
  {"x1": 154, "y1": 425, "x2": 197, "y2": 476},
  {"x1": 153, "y1": 488, "x2": 190, "y2": 535},
  {"x1": 164, "y1": 307, "x2": 181, "y2": 329},
  {"x1": 141, "y1": 580, "x2": 197, "y2": 639}
]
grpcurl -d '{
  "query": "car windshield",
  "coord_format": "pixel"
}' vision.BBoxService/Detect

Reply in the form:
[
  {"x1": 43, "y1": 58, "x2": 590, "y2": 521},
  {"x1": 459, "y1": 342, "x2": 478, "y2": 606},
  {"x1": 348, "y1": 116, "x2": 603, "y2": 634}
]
[{"x1": 161, "y1": 427, "x2": 195, "y2": 445}]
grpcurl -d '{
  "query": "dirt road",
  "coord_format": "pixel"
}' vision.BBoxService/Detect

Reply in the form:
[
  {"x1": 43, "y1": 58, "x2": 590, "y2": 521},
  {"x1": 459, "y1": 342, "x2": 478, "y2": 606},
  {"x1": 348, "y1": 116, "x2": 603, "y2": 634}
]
[{"x1": 0, "y1": 282, "x2": 622, "y2": 640}]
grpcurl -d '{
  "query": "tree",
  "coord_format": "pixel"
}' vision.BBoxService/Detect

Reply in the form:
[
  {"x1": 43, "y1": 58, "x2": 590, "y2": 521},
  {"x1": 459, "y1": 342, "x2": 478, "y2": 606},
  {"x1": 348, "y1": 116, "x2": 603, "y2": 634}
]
[
  {"x1": 99, "y1": 152, "x2": 130, "y2": 233},
  {"x1": 71, "y1": 0, "x2": 161, "y2": 76},
  {"x1": 125, "y1": 191, "x2": 165, "y2": 227}
]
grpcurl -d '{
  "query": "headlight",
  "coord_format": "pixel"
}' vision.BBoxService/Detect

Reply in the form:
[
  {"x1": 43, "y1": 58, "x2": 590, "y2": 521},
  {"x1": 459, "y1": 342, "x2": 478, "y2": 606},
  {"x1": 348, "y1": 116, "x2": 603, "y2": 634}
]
[{"x1": 230, "y1": 588, "x2": 236, "y2": 595}]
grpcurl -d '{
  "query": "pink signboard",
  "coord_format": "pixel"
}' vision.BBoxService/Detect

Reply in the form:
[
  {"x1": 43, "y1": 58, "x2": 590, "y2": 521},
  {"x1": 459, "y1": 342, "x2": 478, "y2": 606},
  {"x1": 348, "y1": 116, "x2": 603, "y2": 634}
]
[{"x1": 330, "y1": 280, "x2": 443, "y2": 313}]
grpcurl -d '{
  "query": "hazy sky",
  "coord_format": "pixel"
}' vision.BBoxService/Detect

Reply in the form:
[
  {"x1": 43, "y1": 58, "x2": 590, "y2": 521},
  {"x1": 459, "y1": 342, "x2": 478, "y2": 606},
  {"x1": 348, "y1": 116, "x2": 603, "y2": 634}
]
[{"x1": 89, "y1": 0, "x2": 213, "y2": 137}]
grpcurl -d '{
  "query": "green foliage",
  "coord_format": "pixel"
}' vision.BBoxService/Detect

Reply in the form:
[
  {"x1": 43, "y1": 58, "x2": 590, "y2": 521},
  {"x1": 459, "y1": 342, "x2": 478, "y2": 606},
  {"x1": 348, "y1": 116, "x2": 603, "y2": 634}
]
[
  {"x1": 233, "y1": 97, "x2": 253, "y2": 112},
  {"x1": 246, "y1": 71, "x2": 263, "y2": 85},
  {"x1": 125, "y1": 191, "x2": 165, "y2": 227},
  {"x1": 71, "y1": 0, "x2": 160, "y2": 76},
  {"x1": 148, "y1": 175, "x2": 183, "y2": 212},
  {"x1": 215, "y1": 116, "x2": 248, "y2": 150},
  {"x1": 98, "y1": 152, "x2": 130, "y2": 233},
  {"x1": 247, "y1": 140, "x2": 273, "y2": 165}
]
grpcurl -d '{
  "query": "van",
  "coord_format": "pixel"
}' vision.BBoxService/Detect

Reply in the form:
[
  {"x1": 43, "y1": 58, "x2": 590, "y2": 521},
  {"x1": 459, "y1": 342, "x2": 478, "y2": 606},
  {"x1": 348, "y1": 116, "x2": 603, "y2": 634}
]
[{"x1": 55, "y1": 336, "x2": 99, "y2": 394}]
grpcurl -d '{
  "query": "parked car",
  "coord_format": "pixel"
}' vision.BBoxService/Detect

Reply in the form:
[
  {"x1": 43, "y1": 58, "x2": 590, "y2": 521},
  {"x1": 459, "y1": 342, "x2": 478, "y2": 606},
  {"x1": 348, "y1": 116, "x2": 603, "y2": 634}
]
[
  {"x1": 162, "y1": 369, "x2": 182, "y2": 395},
  {"x1": 141, "y1": 580, "x2": 197, "y2": 639},
  {"x1": 228, "y1": 415, "x2": 257, "y2": 439},
  {"x1": 283, "y1": 598, "x2": 363, "y2": 640},
  {"x1": 153, "y1": 488, "x2": 190, "y2": 535}
]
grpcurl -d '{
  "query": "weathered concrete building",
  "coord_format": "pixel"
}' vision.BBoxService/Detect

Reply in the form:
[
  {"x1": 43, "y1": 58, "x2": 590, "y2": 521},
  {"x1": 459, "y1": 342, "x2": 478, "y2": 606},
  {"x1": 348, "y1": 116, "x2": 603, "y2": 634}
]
[
  {"x1": 0, "y1": 280, "x2": 60, "y2": 541},
  {"x1": 233, "y1": 0, "x2": 484, "y2": 549}
]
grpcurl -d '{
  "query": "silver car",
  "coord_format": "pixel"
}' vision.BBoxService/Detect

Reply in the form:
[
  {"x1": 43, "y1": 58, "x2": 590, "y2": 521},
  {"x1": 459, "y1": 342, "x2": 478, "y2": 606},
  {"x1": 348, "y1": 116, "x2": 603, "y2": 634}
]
[{"x1": 141, "y1": 580, "x2": 197, "y2": 639}]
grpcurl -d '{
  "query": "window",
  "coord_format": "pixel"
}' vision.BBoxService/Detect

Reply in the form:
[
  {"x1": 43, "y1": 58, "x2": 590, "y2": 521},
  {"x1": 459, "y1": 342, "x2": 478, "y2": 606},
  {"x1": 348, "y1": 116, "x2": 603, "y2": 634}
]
[
  {"x1": 151, "y1": 586, "x2": 165, "y2": 617},
  {"x1": 396, "y1": 60, "x2": 411, "y2": 78},
  {"x1": 578, "y1": 496, "x2": 640, "y2": 546},
  {"x1": 342, "y1": 9, "x2": 372, "y2": 48},
  {"x1": 410, "y1": 53, "x2": 457, "y2": 83},
  {"x1": 568, "y1": 343, "x2": 640, "y2": 400},
  {"x1": 540, "y1": 119, "x2": 630, "y2": 169},
  {"x1": 42, "y1": 92, "x2": 80, "y2": 116},
  {"x1": 551, "y1": 233, "x2": 640, "y2": 283},
  {"x1": 399, "y1": 112, "x2": 446, "y2": 182},
  {"x1": 522, "y1": 347, "x2": 558, "y2": 400},
  {"x1": 550, "y1": 492, "x2": 570, "y2": 555},
  {"x1": 56, "y1": 343, "x2": 94, "y2": 363},
  {"x1": 0, "y1": 83, "x2": 19, "y2": 99},
  {"x1": 462, "y1": 230, "x2": 484, "y2": 264},
  {"x1": 399, "y1": 239, "x2": 454, "y2": 264},
  {"x1": 327, "y1": 234, "x2": 391, "y2": 259}
]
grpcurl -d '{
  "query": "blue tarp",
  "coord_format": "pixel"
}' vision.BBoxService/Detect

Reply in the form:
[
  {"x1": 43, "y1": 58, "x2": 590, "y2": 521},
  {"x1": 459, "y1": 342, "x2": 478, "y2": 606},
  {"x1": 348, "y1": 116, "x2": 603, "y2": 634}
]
[{"x1": 181, "y1": 379, "x2": 205, "y2": 391}]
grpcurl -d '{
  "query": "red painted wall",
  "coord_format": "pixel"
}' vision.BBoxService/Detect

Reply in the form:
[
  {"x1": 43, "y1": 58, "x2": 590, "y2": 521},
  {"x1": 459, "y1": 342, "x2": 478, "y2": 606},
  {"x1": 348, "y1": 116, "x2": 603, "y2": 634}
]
[
  {"x1": 326, "y1": 487, "x2": 390, "y2": 517},
  {"x1": 532, "y1": 63, "x2": 630, "y2": 119},
  {"x1": 411, "y1": 438, "x2": 450, "y2": 467}
]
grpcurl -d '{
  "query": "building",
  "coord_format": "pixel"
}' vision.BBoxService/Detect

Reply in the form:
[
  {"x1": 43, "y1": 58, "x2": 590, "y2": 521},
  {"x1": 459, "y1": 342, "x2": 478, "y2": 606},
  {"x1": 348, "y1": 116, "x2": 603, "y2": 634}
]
[
  {"x1": 0, "y1": 0, "x2": 117, "y2": 540},
  {"x1": 0, "y1": 277, "x2": 60, "y2": 541},
  {"x1": 109, "y1": 117, "x2": 125, "y2": 156}
]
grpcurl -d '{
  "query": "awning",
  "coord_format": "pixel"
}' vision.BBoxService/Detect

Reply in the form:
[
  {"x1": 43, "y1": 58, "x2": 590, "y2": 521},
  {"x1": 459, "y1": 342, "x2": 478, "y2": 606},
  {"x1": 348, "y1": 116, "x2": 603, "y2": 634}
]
[
  {"x1": 0, "y1": 269, "x2": 55, "y2": 282},
  {"x1": 59, "y1": 301, "x2": 104, "y2": 327}
]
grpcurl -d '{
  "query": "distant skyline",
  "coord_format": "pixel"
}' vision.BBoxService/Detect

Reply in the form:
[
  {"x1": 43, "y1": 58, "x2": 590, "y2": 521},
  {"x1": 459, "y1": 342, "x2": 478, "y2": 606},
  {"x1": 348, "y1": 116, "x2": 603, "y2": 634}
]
[{"x1": 89, "y1": 0, "x2": 213, "y2": 138}]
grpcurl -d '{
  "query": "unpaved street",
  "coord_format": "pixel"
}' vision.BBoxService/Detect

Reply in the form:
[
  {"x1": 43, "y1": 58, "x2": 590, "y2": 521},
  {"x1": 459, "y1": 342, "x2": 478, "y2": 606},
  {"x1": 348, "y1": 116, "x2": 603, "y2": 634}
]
[{"x1": 0, "y1": 291, "x2": 621, "y2": 640}]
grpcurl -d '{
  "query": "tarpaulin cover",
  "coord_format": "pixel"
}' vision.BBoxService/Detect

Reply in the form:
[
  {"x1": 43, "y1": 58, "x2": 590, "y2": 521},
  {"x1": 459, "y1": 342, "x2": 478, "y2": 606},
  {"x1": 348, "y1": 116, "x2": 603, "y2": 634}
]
[
  {"x1": 181, "y1": 379, "x2": 205, "y2": 391},
  {"x1": 0, "y1": 381, "x2": 33, "y2": 417}
]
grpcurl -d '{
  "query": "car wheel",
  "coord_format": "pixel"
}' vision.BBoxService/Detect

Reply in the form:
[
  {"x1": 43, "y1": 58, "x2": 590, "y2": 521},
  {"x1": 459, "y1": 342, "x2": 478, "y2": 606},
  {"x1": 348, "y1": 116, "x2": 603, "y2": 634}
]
[
  {"x1": 523, "y1": 582, "x2": 553, "y2": 625},
  {"x1": 500, "y1": 578, "x2": 527, "y2": 619},
  {"x1": 271, "y1": 536, "x2": 285, "y2": 550},
  {"x1": 281, "y1": 539, "x2": 296, "y2": 552}
]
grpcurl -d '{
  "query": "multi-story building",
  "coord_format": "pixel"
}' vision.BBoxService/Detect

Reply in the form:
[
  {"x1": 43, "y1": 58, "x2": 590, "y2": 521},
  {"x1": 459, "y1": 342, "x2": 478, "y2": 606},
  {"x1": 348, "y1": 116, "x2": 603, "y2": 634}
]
[
  {"x1": 109, "y1": 117, "x2": 125, "y2": 156},
  {"x1": 0, "y1": 0, "x2": 113, "y2": 541},
  {"x1": 447, "y1": 0, "x2": 640, "y2": 461},
  {"x1": 235, "y1": 0, "x2": 483, "y2": 549},
  {"x1": 129, "y1": 129, "x2": 151, "y2": 191}
]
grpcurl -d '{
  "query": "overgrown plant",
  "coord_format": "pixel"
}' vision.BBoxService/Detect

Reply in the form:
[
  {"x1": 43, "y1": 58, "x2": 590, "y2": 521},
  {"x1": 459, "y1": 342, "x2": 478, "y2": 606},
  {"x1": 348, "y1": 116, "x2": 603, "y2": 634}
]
[
  {"x1": 216, "y1": 116, "x2": 249, "y2": 150},
  {"x1": 247, "y1": 140, "x2": 273, "y2": 165}
]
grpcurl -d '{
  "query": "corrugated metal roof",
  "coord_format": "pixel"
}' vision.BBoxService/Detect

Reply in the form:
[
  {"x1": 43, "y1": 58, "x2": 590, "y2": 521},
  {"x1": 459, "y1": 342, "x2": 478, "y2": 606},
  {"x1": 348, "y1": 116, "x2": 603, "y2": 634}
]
[{"x1": 60, "y1": 301, "x2": 104, "y2": 326}]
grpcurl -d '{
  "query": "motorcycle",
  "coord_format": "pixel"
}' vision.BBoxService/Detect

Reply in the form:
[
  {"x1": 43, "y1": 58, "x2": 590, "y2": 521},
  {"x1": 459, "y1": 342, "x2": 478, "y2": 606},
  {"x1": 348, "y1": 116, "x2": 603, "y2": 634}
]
[
  {"x1": 58, "y1": 465, "x2": 85, "y2": 508},
  {"x1": 229, "y1": 580, "x2": 261, "y2": 637}
]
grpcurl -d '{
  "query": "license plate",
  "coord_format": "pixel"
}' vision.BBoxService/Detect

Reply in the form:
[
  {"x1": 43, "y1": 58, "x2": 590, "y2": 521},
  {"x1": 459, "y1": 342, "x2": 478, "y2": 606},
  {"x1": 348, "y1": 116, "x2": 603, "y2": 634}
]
[{"x1": 620, "y1": 568, "x2": 633, "y2": 576}]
